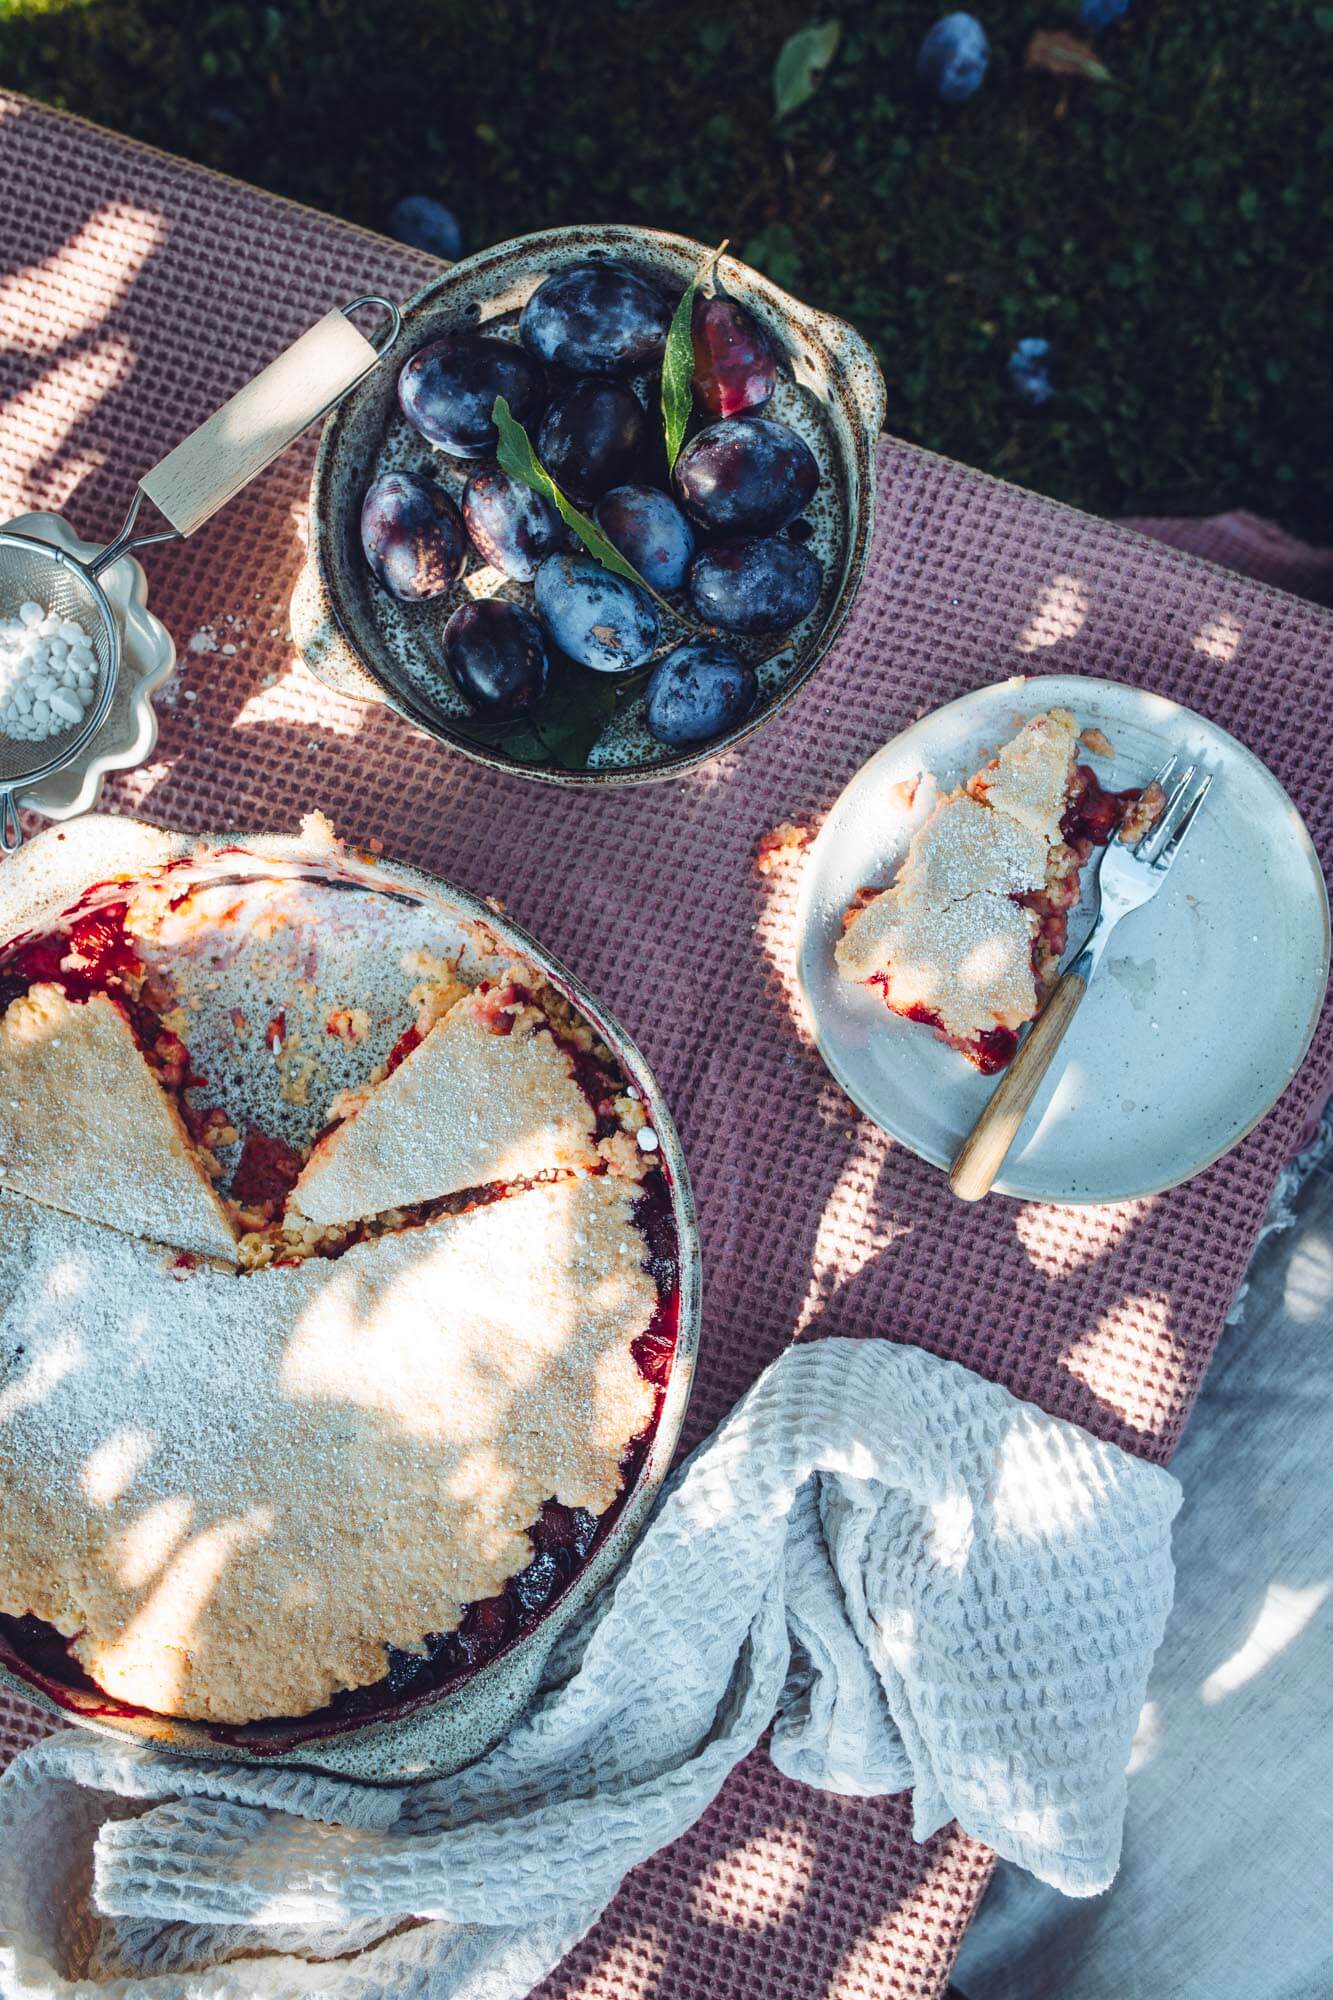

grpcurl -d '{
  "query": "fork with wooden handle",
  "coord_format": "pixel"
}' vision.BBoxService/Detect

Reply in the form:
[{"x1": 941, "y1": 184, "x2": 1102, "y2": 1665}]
[{"x1": 949, "y1": 755, "x2": 1214, "y2": 1202}]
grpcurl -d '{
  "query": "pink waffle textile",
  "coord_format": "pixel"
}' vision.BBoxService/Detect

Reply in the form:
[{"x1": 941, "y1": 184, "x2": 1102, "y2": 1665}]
[{"x1": 0, "y1": 88, "x2": 1330, "y2": 2000}]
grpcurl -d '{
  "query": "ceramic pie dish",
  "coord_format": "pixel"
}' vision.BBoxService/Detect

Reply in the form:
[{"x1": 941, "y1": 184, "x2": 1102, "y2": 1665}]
[
  {"x1": 0, "y1": 814, "x2": 699, "y2": 1779},
  {"x1": 292, "y1": 224, "x2": 886, "y2": 785}
]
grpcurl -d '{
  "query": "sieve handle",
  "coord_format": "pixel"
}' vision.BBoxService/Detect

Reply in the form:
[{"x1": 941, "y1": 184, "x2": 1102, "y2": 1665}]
[{"x1": 135, "y1": 298, "x2": 400, "y2": 540}]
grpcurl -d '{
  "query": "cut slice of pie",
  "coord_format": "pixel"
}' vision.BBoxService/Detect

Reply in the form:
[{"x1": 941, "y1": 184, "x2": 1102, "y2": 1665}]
[
  {"x1": 0, "y1": 1174, "x2": 657, "y2": 1723},
  {"x1": 285, "y1": 973, "x2": 600, "y2": 1228},
  {"x1": 837, "y1": 709, "x2": 1138, "y2": 1072},
  {"x1": 0, "y1": 984, "x2": 239, "y2": 1261}
]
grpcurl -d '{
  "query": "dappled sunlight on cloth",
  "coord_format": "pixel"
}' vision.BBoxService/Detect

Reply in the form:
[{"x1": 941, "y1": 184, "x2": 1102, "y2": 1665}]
[
  {"x1": 1059, "y1": 1292, "x2": 1181, "y2": 1437},
  {"x1": 1016, "y1": 574, "x2": 1089, "y2": 654},
  {"x1": 1013, "y1": 1197, "x2": 1154, "y2": 1276},
  {"x1": 0, "y1": 339, "x2": 134, "y2": 512},
  {"x1": 1198, "y1": 1579, "x2": 1332, "y2": 1705},
  {"x1": 689, "y1": 1825, "x2": 816, "y2": 1931},
  {"x1": 1191, "y1": 613, "x2": 1243, "y2": 664},
  {"x1": 231, "y1": 658, "x2": 368, "y2": 738},
  {"x1": 0, "y1": 205, "x2": 165, "y2": 352}
]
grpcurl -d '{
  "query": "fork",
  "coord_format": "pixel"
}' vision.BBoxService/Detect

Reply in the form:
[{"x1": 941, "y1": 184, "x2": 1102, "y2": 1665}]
[{"x1": 948, "y1": 755, "x2": 1214, "y2": 1202}]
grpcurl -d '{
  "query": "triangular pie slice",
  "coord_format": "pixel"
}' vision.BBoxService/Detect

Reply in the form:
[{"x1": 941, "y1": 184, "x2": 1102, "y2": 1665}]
[
  {"x1": 286, "y1": 979, "x2": 600, "y2": 1227},
  {"x1": 0, "y1": 1174, "x2": 656, "y2": 1723},
  {"x1": 0, "y1": 983, "x2": 239, "y2": 1262},
  {"x1": 837, "y1": 708, "x2": 1139, "y2": 1072}
]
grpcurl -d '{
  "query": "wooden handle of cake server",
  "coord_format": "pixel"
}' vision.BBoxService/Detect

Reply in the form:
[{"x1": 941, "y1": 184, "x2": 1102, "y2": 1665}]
[{"x1": 948, "y1": 971, "x2": 1088, "y2": 1202}]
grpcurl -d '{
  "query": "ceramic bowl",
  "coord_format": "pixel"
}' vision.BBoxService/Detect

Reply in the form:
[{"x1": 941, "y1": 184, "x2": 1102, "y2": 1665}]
[
  {"x1": 0, "y1": 813, "x2": 700, "y2": 1780},
  {"x1": 293, "y1": 224, "x2": 886, "y2": 785}
]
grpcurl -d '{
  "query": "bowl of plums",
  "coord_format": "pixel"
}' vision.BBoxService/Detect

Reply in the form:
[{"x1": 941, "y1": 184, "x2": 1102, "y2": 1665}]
[{"x1": 293, "y1": 226, "x2": 886, "y2": 783}]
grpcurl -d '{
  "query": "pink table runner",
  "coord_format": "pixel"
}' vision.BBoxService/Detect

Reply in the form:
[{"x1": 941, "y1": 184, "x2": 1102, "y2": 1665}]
[{"x1": 1, "y1": 88, "x2": 1330, "y2": 2000}]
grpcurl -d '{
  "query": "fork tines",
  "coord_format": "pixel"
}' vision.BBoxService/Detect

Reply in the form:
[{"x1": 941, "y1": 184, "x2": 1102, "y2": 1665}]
[{"x1": 1137, "y1": 759, "x2": 1214, "y2": 870}]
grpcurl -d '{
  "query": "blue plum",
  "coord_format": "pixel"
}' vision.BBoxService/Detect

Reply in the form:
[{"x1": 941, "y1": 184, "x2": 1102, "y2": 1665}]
[
  {"x1": 644, "y1": 639, "x2": 757, "y2": 746},
  {"x1": 534, "y1": 553, "x2": 659, "y2": 673},
  {"x1": 520, "y1": 260, "x2": 672, "y2": 377},
  {"x1": 1008, "y1": 337, "x2": 1054, "y2": 407},
  {"x1": 594, "y1": 484, "x2": 695, "y2": 591},
  {"x1": 462, "y1": 465, "x2": 566, "y2": 581},
  {"x1": 359, "y1": 470, "x2": 466, "y2": 602},
  {"x1": 691, "y1": 294, "x2": 777, "y2": 419},
  {"x1": 398, "y1": 336, "x2": 546, "y2": 459},
  {"x1": 1080, "y1": 0, "x2": 1129, "y2": 27},
  {"x1": 537, "y1": 380, "x2": 646, "y2": 506},
  {"x1": 916, "y1": 14, "x2": 989, "y2": 103},
  {"x1": 388, "y1": 195, "x2": 462, "y2": 261},
  {"x1": 689, "y1": 536, "x2": 822, "y2": 634},
  {"x1": 442, "y1": 599, "x2": 550, "y2": 717},
  {"x1": 672, "y1": 416, "x2": 819, "y2": 536}
]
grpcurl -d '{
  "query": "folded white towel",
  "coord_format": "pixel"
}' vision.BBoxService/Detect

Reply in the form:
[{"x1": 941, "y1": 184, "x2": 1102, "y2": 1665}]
[{"x1": 0, "y1": 1338, "x2": 1180, "y2": 1999}]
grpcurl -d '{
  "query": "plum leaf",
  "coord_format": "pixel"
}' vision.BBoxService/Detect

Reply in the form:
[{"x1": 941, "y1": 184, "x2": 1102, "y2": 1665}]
[
  {"x1": 660, "y1": 239, "x2": 726, "y2": 472},
  {"x1": 492, "y1": 394, "x2": 648, "y2": 591},
  {"x1": 492, "y1": 395, "x2": 706, "y2": 634},
  {"x1": 773, "y1": 22, "x2": 841, "y2": 121},
  {"x1": 1024, "y1": 30, "x2": 1114, "y2": 82}
]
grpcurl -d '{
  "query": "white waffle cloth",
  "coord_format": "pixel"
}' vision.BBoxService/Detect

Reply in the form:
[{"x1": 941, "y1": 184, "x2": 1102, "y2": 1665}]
[{"x1": 0, "y1": 1338, "x2": 1180, "y2": 1999}]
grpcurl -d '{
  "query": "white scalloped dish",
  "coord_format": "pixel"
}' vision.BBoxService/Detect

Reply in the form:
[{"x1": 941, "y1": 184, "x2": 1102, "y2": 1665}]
[{"x1": 4, "y1": 511, "x2": 175, "y2": 820}]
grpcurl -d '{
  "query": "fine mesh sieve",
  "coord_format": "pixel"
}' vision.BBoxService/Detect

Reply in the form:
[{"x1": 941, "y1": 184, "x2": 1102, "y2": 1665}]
[{"x1": 0, "y1": 294, "x2": 401, "y2": 852}]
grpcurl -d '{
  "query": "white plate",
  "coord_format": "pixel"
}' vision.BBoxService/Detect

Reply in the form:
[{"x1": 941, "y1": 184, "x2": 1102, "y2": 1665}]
[
  {"x1": 797, "y1": 675, "x2": 1331, "y2": 1203},
  {"x1": 4, "y1": 511, "x2": 176, "y2": 820}
]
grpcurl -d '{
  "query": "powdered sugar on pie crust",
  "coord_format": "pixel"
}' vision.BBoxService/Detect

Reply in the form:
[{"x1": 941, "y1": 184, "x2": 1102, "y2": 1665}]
[
  {"x1": 0, "y1": 985, "x2": 239, "y2": 1262},
  {"x1": 287, "y1": 976, "x2": 600, "y2": 1228},
  {"x1": 836, "y1": 709, "x2": 1082, "y2": 1054},
  {"x1": 0, "y1": 1176, "x2": 657, "y2": 1723}
]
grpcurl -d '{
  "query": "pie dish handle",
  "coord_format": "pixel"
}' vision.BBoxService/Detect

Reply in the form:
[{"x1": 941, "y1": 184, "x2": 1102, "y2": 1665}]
[
  {"x1": 289, "y1": 556, "x2": 392, "y2": 707},
  {"x1": 821, "y1": 310, "x2": 888, "y2": 446}
]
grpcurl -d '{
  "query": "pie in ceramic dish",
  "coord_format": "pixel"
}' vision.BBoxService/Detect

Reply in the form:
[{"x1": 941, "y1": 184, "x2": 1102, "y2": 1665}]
[
  {"x1": 836, "y1": 710, "x2": 1157, "y2": 1071},
  {"x1": 0, "y1": 820, "x2": 688, "y2": 1736},
  {"x1": 0, "y1": 1176, "x2": 656, "y2": 1723}
]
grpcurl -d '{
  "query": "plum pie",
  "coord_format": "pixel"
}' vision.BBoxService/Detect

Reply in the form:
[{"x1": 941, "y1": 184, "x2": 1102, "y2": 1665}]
[
  {"x1": 0, "y1": 867, "x2": 680, "y2": 1733},
  {"x1": 836, "y1": 709, "x2": 1158, "y2": 1071}
]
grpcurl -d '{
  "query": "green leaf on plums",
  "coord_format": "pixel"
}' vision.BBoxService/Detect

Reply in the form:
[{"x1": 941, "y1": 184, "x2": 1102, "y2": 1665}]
[
  {"x1": 660, "y1": 240, "x2": 725, "y2": 473},
  {"x1": 492, "y1": 395, "x2": 707, "y2": 639},
  {"x1": 491, "y1": 395, "x2": 649, "y2": 591},
  {"x1": 772, "y1": 21, "x2": 841, "y2": 122},
  {"x1": 441, "y1": 626, "x2": 649, "y2": 774}
]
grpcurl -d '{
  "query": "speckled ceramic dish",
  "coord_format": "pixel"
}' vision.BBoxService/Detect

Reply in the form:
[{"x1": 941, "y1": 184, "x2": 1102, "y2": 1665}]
[
  {"x1": 0, "y1": 814, "x2": 699, "y2": 1780},
  {"x1": 798, "y1": 675, "x2": 1330, "y2": 1203},
  {"x1": 293, "y1": 225, "x2": 886, "y2": 784},
  {"x1": 4, "y1": 513, "x2": 175, "y2": 821}
]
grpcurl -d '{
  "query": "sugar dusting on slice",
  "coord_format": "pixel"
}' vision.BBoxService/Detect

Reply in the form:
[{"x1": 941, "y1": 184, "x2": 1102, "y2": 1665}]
[{"x1": 837, "y1": 709, "x2": 1080, "y2": 1055}]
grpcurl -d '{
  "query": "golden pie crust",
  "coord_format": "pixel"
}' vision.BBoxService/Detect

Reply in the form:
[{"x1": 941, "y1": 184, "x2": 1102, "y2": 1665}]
[
  {"x1": 287, "y1": 980, "x2": 599, "y2": 1227},
  {"x1": 836, "y1": 709, "x2": 1080, "y2": 1047},
  {"x1": 0, "y1": 1175, "x2": 656, "y2": 1723},
  {"x1": 0, "y1": 985, "x2": 239, "y2": 1264}
]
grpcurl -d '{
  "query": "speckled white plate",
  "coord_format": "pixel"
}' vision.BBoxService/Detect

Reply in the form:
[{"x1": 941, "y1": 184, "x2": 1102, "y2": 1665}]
[
  {"x1": 4, "y1": 511, "x2": 176, "y2": 820},
  {"x1": 797, "y1": 674, "x2": 1331, "y2": 1204}
]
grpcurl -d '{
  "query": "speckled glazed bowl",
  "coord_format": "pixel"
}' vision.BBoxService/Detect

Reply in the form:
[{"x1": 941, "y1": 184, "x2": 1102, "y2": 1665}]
[
  {"x1": 293, "y1": 224, "x2": 886, "y2": 784},
  {"x1": 0, "y1": 814, "x2": 699, "y2": 1781}
]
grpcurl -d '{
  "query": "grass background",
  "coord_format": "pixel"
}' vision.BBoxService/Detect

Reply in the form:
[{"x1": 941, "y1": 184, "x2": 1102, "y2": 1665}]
[{"x1": 2, "y1": 0, "x2": 1330, "y2": 539}]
